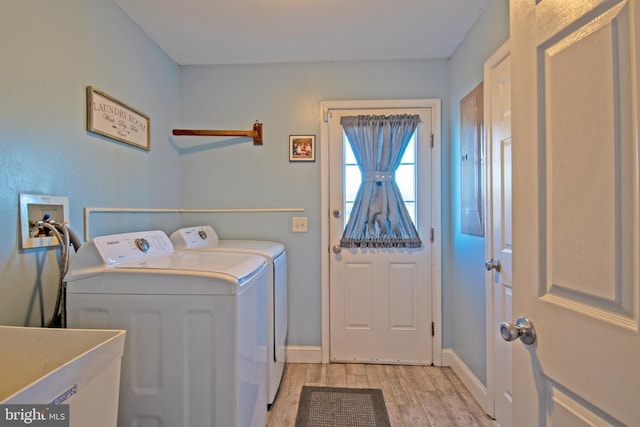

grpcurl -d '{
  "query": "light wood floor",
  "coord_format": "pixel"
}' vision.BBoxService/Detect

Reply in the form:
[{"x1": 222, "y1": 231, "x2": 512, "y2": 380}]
[{"x1": 267, "y1": 363, "x2": 498, "y2": 427}]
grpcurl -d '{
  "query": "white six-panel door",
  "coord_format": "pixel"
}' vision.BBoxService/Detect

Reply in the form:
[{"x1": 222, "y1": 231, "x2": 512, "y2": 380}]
[
  {"x1": 511, "y1": 0, "x2": 640, "y2": 425},
  {"x1": 326, "y1": 102, "x2": 437, "y2": 364}
]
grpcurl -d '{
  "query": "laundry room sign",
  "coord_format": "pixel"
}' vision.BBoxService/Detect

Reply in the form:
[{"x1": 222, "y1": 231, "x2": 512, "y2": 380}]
[{"x1": 86, "y1": 86, "x2": 150, "y2": 150}]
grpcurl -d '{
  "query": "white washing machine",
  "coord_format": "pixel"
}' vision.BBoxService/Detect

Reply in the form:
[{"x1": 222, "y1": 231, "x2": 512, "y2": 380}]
[
  {"x1": 170, "y1": 225, "x2": 287, "y2": 405},
  {"x1": 65, "y1": 230, "x2": 268, "y2": 427}
]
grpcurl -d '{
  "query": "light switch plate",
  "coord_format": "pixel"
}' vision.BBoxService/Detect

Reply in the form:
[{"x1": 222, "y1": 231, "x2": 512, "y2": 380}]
[{"x1": 292, "y1": 216, "x2": 308, "y2": 233}]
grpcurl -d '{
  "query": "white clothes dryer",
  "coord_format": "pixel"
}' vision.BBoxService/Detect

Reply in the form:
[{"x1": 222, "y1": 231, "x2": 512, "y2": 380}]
[
  {"x1": 170, "y1": 225, "x2": 287, "y2": 405},
  {"x1": 65, "y1": 230, "x2": 268, "y2": 427}
]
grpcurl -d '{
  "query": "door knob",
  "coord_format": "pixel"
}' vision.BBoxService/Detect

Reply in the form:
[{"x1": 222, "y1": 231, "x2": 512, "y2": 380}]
[
  {"x1": 332, "y1": 245, "x2": 342, "y2": 254},
  {"x1": 500, "y1": 317, "x2": 536, "y2": 345},
  {"x1": 485, "y1": 258, "x2": 502, "y2": 272},
  {"x1": 333, "y1": 209, "x2": 342, "y2": 218}
]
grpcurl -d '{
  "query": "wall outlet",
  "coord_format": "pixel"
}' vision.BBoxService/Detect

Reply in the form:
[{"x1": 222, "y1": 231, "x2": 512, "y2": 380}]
[{"x1": 292, "y1": 216, "x2": 308, "y2": 233}]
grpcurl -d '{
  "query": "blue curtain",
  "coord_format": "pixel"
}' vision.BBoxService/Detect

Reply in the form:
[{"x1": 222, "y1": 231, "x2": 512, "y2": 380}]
[{"x1": 340, "y1": 114, "x2": 422, "y2": 248}]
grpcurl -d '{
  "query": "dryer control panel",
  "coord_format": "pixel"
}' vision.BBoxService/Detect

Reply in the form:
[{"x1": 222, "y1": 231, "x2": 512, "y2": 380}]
[
  {"x1": 94, "y1": 230, "x2": 174, "y2": 265},
  {"x1": 170, "y1": 225, "x2": 219, "y2": 250}
]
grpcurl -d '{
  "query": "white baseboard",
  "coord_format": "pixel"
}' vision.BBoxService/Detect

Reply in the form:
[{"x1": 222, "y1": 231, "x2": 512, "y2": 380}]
[
  {"x1": 442, "y1": 349, "x2": 490, "y2": 414},
  {"x1": 285, "y1": 345, "x2": 322, "y2": 364}
]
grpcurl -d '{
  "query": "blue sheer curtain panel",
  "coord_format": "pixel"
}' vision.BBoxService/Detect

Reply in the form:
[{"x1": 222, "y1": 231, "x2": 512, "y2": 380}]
[{"x1": 339, "y1": 114, "x2": 422, "y2": 248}]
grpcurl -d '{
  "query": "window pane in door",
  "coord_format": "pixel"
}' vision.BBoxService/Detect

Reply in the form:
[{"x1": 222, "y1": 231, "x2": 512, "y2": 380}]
[
  {"x1": 345, "y1": 202, "x2": 355, "y2": 222},
  {"x1": 395, "y1": 164, "x2": 416, "y2": 202},
  {"x1": 344, "y1": 165, "x2": 361, "y2": 201},
  {"x1": 402, "y1": 137, "x2": 416, "y2": 163},
  {"x1": 343, "y1": 132, "x2": 417, "y2": 227}
]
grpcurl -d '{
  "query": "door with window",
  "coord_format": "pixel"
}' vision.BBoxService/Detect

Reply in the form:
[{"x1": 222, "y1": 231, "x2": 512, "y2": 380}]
[{"x1": 327, "y1": 103, "x2": 436, "y2": 363}]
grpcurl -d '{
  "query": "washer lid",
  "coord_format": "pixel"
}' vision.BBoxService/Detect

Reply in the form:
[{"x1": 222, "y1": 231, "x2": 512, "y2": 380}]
[
  {"x1": 116, "y1": 251, "x2": 266, "y2": 283},
  {"x1": 215, "y1": 240, "x2": 285, "y2": 260},
  {"x1": 171, "y1": 225, "x2": 285, "y2": 261}
]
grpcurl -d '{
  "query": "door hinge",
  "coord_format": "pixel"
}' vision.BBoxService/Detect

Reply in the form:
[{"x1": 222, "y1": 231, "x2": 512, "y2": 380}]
[
  {"x1": 431, "y1": 134, "x2": 434, "y2": 148},
  {"x1": 430, "y1": 228, "x2": 434, "y2": 242},
  {"x1": 431, "y1": 322, "x2": 435, "y2": 337}
]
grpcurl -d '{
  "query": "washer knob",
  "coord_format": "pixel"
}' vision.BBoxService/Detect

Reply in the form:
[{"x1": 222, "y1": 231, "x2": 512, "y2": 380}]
[{"x1": 134, "y1": 238, "x2": 150, "y2": 252}]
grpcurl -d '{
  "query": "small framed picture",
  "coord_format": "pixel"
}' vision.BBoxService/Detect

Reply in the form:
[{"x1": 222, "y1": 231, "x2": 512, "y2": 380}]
[{"x1": 289, "y1": 135, "x2": 315, "y2": 162}]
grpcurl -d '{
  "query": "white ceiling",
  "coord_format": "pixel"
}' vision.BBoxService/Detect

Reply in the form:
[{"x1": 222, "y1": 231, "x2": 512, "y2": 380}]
[{"x1": 113, "y1": 0, "x2": 491, "y2": 65}]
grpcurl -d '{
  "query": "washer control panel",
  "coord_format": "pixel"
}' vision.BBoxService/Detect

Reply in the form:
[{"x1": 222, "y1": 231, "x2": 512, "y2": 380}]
[{"x1": 93, "y1": 230, "x2": 174, "y2": 265}]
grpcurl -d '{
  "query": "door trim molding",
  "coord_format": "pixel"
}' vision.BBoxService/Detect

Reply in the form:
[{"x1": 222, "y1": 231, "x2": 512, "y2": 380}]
[
  {"x1": 484, "y1": 40, "x2": 511, "y2": 419},
  {"x1": 319, "y1": 99, "x2": 442, "y2": 365}
]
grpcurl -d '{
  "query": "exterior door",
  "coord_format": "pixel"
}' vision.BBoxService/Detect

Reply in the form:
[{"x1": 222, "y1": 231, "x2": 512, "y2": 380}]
[
  {"x1": 511, "y1": 1, "x2": 640, "y2": 425},
  {"x1": 327, "y1": 103, "x2": 435, "y2": 364},
  {"x1": 485, "y1": 41, "x2": 512, "y2": 426}
]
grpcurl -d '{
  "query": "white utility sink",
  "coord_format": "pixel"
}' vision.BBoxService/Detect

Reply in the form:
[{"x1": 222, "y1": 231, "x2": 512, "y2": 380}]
[{"x1": 0, "y1": 326, "x2": 126, "y2": 427}]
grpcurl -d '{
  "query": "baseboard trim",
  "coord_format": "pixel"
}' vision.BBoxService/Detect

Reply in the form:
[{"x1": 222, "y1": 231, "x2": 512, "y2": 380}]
[
  {"x1": 442, "y1": 349, "x2": 490, "y2": 414},
  {"x1": 285, "y1": 345, "x2": 322, "y2": 363}
]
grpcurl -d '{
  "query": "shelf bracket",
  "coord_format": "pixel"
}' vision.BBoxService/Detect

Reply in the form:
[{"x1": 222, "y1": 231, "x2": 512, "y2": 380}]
[{"x1": 172, "y1": 121, "x2": 263, "y2": 145}]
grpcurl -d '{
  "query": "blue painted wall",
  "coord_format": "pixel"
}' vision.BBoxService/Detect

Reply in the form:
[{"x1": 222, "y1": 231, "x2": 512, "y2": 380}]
[
  {"x1": 0, "y1": 0, "x2": 181, "y2": 326},
  {"x1": 447, "y1": 0, "x2": 510, "y2": 385},
  {"x1": 178, "y1": 61, "x2": 450, "y2": 346}
]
